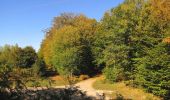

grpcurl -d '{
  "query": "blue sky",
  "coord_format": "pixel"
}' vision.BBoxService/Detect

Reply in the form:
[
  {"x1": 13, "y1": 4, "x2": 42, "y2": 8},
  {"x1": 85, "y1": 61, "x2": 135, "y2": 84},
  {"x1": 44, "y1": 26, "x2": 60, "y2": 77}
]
[{"x1": 0, "y1": 0, "x2": 124, "y2": 51}]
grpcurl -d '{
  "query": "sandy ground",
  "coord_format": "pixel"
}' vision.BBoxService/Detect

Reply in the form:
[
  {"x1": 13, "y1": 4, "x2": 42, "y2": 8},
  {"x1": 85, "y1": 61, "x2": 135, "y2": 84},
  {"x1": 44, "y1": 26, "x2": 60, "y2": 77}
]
[
  {"x1": 52, "y1": 77, "x2": 99, "y2": 97},
  {"x1": 75, "y1": 77, "x2": 98, "y2": 97},
  {"x1": 28, "y1": 77, "x2": 105, "y2": 99}
]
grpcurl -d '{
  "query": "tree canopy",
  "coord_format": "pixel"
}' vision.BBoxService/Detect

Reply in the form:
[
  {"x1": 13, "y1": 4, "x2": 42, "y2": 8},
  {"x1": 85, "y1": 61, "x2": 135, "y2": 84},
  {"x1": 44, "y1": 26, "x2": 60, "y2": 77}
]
[{"x1": 40, "y1": 14, "x2": 98, "y2": 76}]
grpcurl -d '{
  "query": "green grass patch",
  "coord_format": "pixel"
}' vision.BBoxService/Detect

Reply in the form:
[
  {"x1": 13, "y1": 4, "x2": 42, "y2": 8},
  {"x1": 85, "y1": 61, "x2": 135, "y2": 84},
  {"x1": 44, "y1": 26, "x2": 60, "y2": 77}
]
[
  {"x1": 93, "y1": 78, "x2": 116, "y2": 90},
  {"x1": 93, "y1": 78, "x2": 161, "y2": 100}
]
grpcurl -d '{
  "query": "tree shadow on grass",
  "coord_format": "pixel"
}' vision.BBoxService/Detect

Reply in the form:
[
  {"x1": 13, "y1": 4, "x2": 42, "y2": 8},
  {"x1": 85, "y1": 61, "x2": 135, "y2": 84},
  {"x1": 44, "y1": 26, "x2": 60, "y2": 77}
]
[{"x1": 0, "y1": 86, "x2": 96, "y2": 100}]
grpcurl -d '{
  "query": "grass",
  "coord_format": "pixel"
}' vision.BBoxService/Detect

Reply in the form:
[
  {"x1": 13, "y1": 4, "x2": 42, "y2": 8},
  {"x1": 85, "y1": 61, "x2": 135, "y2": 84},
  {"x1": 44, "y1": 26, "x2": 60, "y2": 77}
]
[{"x1": 93, "y1": 77, "x2": 162, "y2": 100}]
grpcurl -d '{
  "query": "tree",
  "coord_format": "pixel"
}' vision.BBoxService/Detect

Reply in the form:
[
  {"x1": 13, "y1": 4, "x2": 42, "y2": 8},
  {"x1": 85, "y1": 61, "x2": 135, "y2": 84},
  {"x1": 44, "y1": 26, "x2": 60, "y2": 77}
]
[
  {"x1": 0, "y1": 45, "x2": 20, "y2": 67},
  {"x1": 0, "y1": 45, "x2": 37, "y2": 68},
  {"x1": 40, "y1": 13, "x2": 77, "y2": 70},
  {"x1": 135, "y1": 43, "x2": 170, "y2": 98},
  {"x1": 94, "y1": 0, "x2": 144, "y2": 81},
  {"x1": 52, "y1": 26, "x2": 80, "y2": 78},
  {"x1": 16, "y1": 46, "x2": 37, "y2": 68},
  {"x1": 94, "y1": 1, "x2": 170, "y2": 98},
  {"x1": 0, "y1": 45, "x2": 39, "y2": 99},
  {"x1": 40, "y1": 13, "x2": 98, "y2": 78},
  {"x1": 133, "y1": 0, "x2": 170, "y2": 98}
]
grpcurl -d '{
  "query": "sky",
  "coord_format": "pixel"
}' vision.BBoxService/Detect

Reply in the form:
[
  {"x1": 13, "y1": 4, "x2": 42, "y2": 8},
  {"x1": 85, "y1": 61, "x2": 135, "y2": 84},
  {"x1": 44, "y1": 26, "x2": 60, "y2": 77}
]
[{"x1": 0, "y1": 0, "x2": 124, "y2": 51}]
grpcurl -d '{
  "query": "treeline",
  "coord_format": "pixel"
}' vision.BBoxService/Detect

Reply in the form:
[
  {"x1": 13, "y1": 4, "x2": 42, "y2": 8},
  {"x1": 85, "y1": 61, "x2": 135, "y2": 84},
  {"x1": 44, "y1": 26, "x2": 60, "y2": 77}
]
[
  {"x1": 0, "y1": 0, "x2": 169, "y2": 99},
  {"x1": 0, "y1": 45, "x2": 93, "y2": 99},
  {"x1": 0, "y1": 45, "x2": 46, "y2": 76},
  {"x1": 0, "y1": 45, "x2": 37, "y2": 68},
  {"x1": 96, "y1": 0, "x2": 170, "y2": 99},
  {"x1": 0, "y1": 45, "x2": 39, "y2": 97},
  {"x1": 40, "y1": 0, "x2": 170, "y2": 99}
]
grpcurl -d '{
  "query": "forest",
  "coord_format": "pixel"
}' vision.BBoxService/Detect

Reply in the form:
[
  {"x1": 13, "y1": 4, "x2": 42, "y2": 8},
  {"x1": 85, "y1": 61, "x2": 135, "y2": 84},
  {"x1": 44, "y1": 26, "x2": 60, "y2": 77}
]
[{"x1": 0, "y1": 0, "x2": 170, "y2": 100}]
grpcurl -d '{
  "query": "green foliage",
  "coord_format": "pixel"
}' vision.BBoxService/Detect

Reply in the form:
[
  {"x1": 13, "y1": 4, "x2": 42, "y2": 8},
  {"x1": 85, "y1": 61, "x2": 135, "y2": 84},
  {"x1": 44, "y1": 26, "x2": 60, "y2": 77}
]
[
  {"x1": 0, "y1": 64, "x2": 14, "y2": 90},
  {"x1": 0, "y1": 45, "x2": 40, "y2": 96},
  {"x1": 103, "y1": 67, "x2": 125, "y2": 82},
  {"x1": 16, "y1": 46, "x2": 37, "y2": 68},
  {"x1": 94, "y1": 0, "x2": 143, "y2": 81},
  {"x1": 35, "y1": 57, "x2": 47, "y2": 76},
  {"x1": 0, "y1": 45, "x2": 37, "y2": 68},
  {"x1": 51, "y1": 26, "x2": 81, "y2": 78},
  {"x1": 0, "y1": 63, "x2": 36, "y2": 99},
  {"x1": 0, "y1": 46, "x2": 51, "y2": 99},
  {"x1": 133, "y1": 0, "x2": 170, "y2": 98},
  {"x1": 0, "y1": 45, "x2": 20, "y2": 67},
  {"x1": 0, "y1": 0, "x2": 169, "y2": 99},
  {"x1": 94, "y1": 0, "x2": 170, "y2": 98},
  {"x1": 135, "y1": 43, "x2": 170, "y2": 98},
  {"x1": 40, "y1": 13, "x2": 98, "y2": 77},
  {"x1": 0, "y1": 64, "x2": 93, "y2": 100}
]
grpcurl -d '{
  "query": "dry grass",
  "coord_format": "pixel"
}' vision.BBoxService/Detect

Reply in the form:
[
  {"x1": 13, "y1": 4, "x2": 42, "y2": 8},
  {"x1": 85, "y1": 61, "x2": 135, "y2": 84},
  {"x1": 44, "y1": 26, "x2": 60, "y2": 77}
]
[
  {"x1": 49, "y1": 75, "x2": 68, "y2": 86},
  {"x1": 163, "y1": 37, "x2": 170, "y2": 44},
  {"x1": 50, "y1": 75, "x2": 64, "y2": 81},
  {"x1": 26, "y1": 76, "x2": 67, "y2": 87},
  {"x1": 93, "y1": 77, "x2": 162, "y2": 100}
]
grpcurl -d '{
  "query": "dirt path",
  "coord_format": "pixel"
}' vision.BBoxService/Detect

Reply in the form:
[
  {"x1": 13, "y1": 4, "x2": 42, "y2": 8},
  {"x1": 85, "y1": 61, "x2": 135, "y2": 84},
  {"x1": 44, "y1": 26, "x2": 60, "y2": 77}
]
[
  {"x1": 75, "y1": 77, "x2": 98, "y2": 97},
  {"x1": 28, "y1": 77, "x2": 102, "y2": 98},
  {"x1": 53, "y1": 77, "x2": 99, "y2": 97}
]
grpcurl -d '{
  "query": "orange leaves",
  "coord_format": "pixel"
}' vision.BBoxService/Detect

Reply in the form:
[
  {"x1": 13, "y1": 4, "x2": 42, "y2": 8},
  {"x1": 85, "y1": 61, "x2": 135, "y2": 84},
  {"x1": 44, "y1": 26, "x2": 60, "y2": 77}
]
[
  {"x1": 163, "y1": 37, "x2": 170, "y2": 44},
  {"x1": 53, "y1": 26, "x2": 80, "y2": 47},
  {"x1": 150, "y1": 0, "x2": 170, "y2": 22}
]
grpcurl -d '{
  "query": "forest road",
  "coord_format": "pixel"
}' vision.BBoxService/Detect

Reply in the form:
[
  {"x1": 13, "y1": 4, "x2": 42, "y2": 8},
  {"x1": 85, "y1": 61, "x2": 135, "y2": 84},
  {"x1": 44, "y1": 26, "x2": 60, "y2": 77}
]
[{"x1": 75, "y1": 77, "x2": 98, "y2": 97}]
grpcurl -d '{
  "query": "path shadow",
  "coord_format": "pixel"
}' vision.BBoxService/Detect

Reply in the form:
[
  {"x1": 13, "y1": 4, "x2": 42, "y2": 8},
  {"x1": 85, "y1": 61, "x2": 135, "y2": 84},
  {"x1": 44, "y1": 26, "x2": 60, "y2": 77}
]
[{"x1": 0, "y1": 86, "x2": 96, "y2": 100}]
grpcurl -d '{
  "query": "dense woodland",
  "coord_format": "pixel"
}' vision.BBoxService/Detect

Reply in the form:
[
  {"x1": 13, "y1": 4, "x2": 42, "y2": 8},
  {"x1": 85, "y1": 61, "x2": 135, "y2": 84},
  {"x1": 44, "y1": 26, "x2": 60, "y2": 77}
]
[{"x1": 0, "y1": 0, "x2": 170, "y2": 99}]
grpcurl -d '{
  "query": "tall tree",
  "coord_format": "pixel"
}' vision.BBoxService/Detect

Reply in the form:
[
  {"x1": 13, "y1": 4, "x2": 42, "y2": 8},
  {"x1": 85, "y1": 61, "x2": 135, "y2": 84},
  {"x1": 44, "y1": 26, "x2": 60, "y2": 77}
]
[
  {"x1": 134, "y1": 0, "x2": 170, "y2": 98},
  {"x1": 40, "y1": 13, "x2": 77, "y2": 70},
  {"x1": 95, "y1": 0, "x2": 144, "y2": 81},
  {"x1": 0, "y1": 45, "x2": 21, "y2": 67},
  {"x1": 40, "y1": 13, "x2": 97, "y2": 76}
]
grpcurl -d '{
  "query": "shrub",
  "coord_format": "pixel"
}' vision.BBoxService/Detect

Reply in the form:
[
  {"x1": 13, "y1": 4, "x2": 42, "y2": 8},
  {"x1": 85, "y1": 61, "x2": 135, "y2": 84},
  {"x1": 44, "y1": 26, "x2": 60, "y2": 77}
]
[{"x1": 103, "y1": 67, "x2": 125, "y2": 82}]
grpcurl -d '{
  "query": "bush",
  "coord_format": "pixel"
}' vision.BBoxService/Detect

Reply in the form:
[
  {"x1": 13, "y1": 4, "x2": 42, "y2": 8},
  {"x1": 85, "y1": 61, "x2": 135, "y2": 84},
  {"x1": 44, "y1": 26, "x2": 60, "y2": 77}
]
[
  {"x1": 124, "y1": 80, "x2": 138, "y2": 88},
  {"x1": 103, "y1": 67, "x2": 125, "y2": 82}
]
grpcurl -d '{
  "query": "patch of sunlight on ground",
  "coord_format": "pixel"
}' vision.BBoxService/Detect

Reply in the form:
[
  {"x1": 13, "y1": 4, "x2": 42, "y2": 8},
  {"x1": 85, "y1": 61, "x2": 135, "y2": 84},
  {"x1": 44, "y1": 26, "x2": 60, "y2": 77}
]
[{"x1": 93, "y1": 77, "x2": 162, "y2": 100}]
